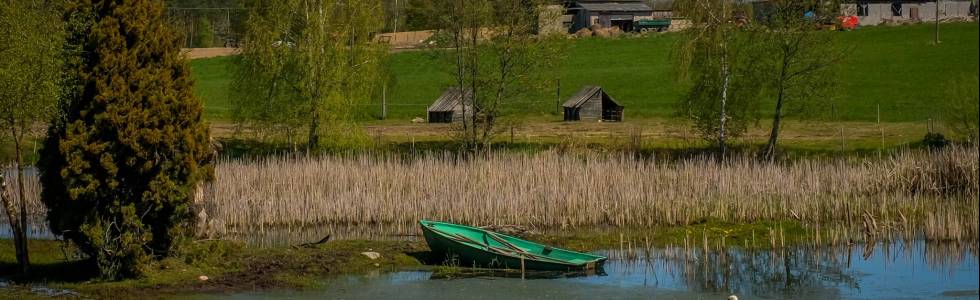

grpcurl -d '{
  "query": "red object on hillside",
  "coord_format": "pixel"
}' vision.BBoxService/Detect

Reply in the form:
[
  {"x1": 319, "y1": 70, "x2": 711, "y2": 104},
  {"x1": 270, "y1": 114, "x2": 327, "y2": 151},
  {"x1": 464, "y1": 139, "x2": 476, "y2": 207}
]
[{"x1": 839, "y1": 15, "x2": 859, "y2": 30}]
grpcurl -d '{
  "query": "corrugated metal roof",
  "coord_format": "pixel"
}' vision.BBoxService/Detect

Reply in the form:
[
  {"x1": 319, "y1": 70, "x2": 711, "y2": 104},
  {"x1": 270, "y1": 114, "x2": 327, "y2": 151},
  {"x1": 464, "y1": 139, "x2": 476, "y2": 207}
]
[
  {"x1": 428, "y1": 88, "x2": 472, "y2": 112},
  {"x1": 577, "y1": 2, "x2": 653, "y2": 12},
  {"x1": 563, "y1": 86, "x2": 602, "y2": 108}
]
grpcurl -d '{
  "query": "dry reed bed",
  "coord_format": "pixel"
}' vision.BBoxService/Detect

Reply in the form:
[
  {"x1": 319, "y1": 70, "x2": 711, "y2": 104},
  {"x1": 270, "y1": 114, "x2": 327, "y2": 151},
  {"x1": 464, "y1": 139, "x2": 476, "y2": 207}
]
[
  {"x1": 205, "y1": 146, "x2": 978, "y2": 241},
  {"x1": 1, "y1": 170, "x2": 46, "y2": 223},
  {"x1": 5, "y1": 147, "x2": 977, "y2": 241}
]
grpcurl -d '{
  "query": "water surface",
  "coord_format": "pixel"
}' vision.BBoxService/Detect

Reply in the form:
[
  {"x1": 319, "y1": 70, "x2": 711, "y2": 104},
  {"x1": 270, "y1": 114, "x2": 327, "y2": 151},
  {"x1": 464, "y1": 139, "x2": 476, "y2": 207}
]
[{"x1": 186, "y1": 241, "x2": 979, "y2": 300}]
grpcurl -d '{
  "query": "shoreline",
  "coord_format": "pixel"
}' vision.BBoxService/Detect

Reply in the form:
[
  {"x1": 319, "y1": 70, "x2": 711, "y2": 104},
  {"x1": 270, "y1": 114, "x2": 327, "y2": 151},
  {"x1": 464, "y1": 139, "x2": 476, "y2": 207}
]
[{"x1": 2, "y1": 219, "x2": 977, "y2": 299}]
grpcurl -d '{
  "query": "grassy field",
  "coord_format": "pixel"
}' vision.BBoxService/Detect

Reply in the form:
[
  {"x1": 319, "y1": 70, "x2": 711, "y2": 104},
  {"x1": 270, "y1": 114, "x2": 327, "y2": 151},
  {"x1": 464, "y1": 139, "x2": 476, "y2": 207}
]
[{"x1": 191, "y1": 22, "x2": 979, "y2": 123}]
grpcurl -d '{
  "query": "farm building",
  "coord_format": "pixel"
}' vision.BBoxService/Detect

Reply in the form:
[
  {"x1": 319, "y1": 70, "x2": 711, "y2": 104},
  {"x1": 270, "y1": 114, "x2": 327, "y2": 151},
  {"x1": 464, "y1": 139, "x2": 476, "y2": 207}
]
[
  {"x1": 565, "y1": 0, "x2": 656, "y2": 32},
  {"x1": 840, "y1": 1, "x2": 975, "y2": 26},
  {"x1": 563, "y1": 86, "x2": 624, "y2": 122},
  {"x1": 427, "y1": 88, "x2": 472, "y2": 123}
]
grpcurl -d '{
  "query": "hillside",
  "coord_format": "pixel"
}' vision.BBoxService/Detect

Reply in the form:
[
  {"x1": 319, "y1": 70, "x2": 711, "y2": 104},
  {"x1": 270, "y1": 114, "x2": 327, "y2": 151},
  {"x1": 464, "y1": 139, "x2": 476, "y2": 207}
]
[{"x1": 191, "y1": 22, "x2": 979, "y2": 123}]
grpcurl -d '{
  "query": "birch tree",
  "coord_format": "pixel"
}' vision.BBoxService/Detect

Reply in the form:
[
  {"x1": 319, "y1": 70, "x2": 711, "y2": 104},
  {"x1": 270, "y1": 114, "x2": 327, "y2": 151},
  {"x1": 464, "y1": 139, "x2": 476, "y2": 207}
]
[
  {"x1": 0, "y1": 0, "x2": 64, "y2": 273},
  {"x1": 674, "y1": 0, "x2": 764, "y2": 155}
]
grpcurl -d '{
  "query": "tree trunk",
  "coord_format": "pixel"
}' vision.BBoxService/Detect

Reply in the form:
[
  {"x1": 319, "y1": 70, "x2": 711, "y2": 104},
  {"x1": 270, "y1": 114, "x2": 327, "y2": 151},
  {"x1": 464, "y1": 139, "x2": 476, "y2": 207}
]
[
  {"x1": 2, "y1": 128, "x2": 30, "y2": 273},
  {"x1": 14, "y1": 144, "x2": 31, "y2": 273},
  {"x1": 307, "y1": 106, "x2": 320, "y2": 150},
  {"x1": 13, "y1": 138, "x2": 30, "y2": 272},
  {"x1": 0, "y1": 171, "x2": 27, "y2": 273},
  {"x1": 719, "y1": 56, "x2": 729, "y2": 157},
  {"x1": 764, "y1": 89, "x2": 785, "y2": 161}
]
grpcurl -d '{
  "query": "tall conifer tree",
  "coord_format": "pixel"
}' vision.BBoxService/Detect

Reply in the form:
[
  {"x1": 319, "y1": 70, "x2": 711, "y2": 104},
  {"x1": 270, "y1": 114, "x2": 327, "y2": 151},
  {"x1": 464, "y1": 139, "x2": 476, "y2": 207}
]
[{"x1": 39, "y1": 0, "x2": 213, "y2": 278}]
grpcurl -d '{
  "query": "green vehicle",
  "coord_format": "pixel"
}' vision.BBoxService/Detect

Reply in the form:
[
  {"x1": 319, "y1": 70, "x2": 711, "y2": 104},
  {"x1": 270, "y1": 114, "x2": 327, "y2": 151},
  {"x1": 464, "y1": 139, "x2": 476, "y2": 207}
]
[
  {"x1": 420, "y1": 220, "x2": 607, "y2": 272},
  {"x1": 634, "y1": 19, "x2": 671, "y2": 32}
]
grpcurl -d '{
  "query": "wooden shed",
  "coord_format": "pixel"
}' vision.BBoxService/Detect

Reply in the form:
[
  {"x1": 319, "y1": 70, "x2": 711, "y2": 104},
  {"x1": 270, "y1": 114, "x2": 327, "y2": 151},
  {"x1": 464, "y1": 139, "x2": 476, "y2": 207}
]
[
  {"x1": 427, "y1": 88, "x2": 472, "y2": 123},
  {"x1": 563, "y1": 86, "x2": 624, "y2": 122}
]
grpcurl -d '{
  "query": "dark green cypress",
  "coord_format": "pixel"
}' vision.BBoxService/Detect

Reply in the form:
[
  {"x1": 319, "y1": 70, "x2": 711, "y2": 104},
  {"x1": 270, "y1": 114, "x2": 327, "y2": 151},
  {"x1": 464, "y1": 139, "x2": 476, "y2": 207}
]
[{"x1": 39, "y1": 0, "x2": 213, "y2": 279}]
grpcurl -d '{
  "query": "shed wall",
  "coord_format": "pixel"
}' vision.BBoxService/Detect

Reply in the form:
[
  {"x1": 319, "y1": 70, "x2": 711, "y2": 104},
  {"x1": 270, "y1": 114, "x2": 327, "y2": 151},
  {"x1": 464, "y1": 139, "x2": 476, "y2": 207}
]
[
  {"x1": 842, "y1": 1, "x2": 974, "y2": 26},
  {"x1": 579, "y1": 92, "x2": 603, "y2": 120}
]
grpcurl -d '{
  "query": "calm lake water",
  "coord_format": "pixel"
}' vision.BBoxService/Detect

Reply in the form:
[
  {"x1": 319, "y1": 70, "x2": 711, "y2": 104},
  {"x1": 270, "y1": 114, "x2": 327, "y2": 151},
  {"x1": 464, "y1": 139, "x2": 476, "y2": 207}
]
[{"x1": 181, "y1": 240, "x2": 978, "y2": 300}]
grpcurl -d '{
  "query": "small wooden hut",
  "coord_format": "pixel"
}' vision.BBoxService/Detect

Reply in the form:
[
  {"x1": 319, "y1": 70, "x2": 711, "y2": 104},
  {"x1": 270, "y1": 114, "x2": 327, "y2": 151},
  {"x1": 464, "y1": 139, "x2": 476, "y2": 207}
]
[
  {"x1": 563, "y1": 86, "x2": 624, "y2": 122},
  {"x1": 427, "y1": 88, "x2": 472, "y2": 123}
]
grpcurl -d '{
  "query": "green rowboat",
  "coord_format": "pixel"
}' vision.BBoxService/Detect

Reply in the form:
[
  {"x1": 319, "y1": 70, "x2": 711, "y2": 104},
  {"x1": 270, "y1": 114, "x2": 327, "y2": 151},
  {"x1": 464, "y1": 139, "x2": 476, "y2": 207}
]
[{"x1": 420, "y1": 220, "x2": 607, "y2": 272}]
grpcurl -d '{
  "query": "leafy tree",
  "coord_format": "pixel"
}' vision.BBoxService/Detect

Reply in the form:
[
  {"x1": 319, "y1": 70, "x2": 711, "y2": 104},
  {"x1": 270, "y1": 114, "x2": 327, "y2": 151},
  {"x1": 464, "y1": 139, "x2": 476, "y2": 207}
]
[
  {"x1": 674, "y1": 0, "x2": 766, "y2": 155},
  {"x1": 195, "y1": 16, "x2": 216, "y2": 47},
  {"x1": 0, "y1": 0, "x2": 64, "y2": 273},
  {"x1": 402, "y1": 0, "x2": 439, "y2": 31},
  {"x1": 942, "y1": 75, "x2": 979, "y2": 142},
  {"x1": 429, "y1": 0, "x2": 564, "y2": 151},
  {"x1": 231, "y1": 0, "x2": 388, "y2": 150},
  {"x1": 39, "y1": 0, "x2": 213, "y2": 279},
  {"x1": 758, "y1": 0, "x2": 846, "y2": 160}
]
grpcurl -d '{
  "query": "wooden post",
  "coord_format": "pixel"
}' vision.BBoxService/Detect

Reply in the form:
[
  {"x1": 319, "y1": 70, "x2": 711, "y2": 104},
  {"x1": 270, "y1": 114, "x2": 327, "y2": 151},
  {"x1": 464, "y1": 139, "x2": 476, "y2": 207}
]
[
  {"x1": 381, "y1": 84, "x2": 387, "y2": 120},
  {"x1": 520, "y1": 256, "x2": 525, "y2": 280},
  {"x1": 877, "y1": 104, "x2": 883, "y2": 157},
  {"x1": 556, "y1": 79, "x2": 561, "y2": 114},
  {"x1": 840, "y1": 127, "x2": 845, "y2": 153}
]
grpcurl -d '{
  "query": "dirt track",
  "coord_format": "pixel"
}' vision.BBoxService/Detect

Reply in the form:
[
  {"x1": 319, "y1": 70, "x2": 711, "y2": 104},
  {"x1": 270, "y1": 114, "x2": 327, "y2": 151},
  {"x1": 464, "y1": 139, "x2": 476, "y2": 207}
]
[{"x1": 182, "y1": 48, "x2": 238, "y2": 59}]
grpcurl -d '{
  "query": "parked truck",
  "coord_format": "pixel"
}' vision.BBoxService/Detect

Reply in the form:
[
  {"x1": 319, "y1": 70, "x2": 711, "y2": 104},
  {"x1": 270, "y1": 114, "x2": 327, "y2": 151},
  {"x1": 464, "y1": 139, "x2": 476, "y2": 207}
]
[{"x1": 634, "y1": 19, "x2": 671, "y2": 32}]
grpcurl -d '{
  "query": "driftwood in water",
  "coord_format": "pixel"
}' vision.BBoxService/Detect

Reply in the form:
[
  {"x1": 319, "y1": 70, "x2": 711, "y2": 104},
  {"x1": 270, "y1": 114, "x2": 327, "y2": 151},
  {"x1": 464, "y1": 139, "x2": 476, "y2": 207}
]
[{"x1": 292, "y1": 234, "x2": 332, "y2": 249}]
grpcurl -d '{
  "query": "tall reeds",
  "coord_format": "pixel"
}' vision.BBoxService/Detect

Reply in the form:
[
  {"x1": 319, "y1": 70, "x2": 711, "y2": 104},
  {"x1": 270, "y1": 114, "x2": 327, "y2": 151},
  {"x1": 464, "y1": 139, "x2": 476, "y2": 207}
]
[
  {"x1": 203, "y1": 146, "x2": 977, "y2": 240},
  {"x1": 6, "y1": 146, "x2": 978, "y2": 242}
]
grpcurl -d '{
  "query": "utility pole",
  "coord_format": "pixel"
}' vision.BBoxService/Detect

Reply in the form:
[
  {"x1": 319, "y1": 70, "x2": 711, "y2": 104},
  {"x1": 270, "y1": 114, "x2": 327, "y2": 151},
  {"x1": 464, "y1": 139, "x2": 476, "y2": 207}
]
[{"x1": 935, "y1": 0, "x2": 941, "y2": 44}]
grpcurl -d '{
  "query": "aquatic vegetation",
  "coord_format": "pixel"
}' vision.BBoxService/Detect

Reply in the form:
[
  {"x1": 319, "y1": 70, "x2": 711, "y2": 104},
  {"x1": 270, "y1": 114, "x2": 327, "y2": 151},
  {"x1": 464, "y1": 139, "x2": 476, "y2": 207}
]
[
  {"x1": 203, "y1": 146, "x2": 977, "y2": 242},
  {"x1": 6, "y1": 146, "x2": 977, "y2": 243}
]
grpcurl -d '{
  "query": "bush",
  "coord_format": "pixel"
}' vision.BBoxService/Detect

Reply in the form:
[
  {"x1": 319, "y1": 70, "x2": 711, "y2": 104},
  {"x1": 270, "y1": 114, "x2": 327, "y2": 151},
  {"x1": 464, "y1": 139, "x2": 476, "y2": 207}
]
[
  {"x1": 195, "y1": 16, "x2": 215, "y2": 48},
  {"x1": 943, "y1": 75, "x2": 979, "y2": 142},
  {"x1": 39, "y1": 0, "x2": 213, "y2": 279},
  {"x1": 922, "y1": 132, "x2": 950, "y2": 150}
]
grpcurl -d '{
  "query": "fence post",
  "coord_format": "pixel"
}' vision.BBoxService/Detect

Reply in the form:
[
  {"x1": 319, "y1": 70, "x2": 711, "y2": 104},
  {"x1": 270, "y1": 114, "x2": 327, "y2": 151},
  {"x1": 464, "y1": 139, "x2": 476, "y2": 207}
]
[
  {"x1": 382, "y1": 84, "x2": 387, "y2": 120},
  {"x1": 556, "y1": 79, "x2": 561, "y2": 114},
  {"x1": 877, "y1": 103, "x2": 883, "y2": 157}
]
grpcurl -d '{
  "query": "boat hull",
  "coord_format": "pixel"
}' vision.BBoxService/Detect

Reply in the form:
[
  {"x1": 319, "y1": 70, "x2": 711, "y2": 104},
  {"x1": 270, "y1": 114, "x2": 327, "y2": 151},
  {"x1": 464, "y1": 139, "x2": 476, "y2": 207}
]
[{"x1": 420, "y1": 221, "x2": 605, "y2": 272}]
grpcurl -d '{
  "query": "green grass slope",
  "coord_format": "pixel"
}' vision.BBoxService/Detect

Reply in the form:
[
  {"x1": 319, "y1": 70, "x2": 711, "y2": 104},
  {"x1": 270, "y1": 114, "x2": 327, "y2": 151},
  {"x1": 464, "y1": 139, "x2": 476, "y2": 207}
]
[{"x1": 191, "y1": 22, "x2": 979, "y2": 123}]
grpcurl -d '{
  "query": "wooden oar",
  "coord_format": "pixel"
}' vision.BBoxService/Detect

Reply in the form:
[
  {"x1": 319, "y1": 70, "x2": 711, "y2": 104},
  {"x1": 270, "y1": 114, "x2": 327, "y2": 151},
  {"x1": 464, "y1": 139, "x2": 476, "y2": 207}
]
[{"x1": 484, "y1": 232, "x2": 573, "y2": 265}]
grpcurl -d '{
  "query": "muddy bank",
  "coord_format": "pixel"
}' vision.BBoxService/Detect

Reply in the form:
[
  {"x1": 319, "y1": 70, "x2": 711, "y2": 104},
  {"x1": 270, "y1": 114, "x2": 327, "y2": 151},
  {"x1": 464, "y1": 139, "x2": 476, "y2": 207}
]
[{"x1": 0, "y1": 239, "x2": 429, "y2": 299}]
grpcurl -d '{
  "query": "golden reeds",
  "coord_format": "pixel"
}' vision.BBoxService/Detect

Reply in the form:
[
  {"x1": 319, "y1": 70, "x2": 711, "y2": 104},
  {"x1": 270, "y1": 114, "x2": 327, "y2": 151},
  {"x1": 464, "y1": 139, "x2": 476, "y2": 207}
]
[
  {"x1": 5, "y1": 146, "x2": 978, "y2": 242},
  {"x1": 201, "y1": 146, "x2": 977, "y2": 241}
]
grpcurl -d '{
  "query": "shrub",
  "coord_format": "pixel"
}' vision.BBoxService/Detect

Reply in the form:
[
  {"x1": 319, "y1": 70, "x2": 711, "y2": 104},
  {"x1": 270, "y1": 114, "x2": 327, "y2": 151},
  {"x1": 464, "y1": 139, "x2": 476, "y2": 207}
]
[
  {"x1": 943, "y1": 75, "x2": 979, "y2": 142},
  {"x1": 39, "y1": 0, "x2": 213, "y2": 279},
  {"x1": 922, "y1": 132, "x2": 950, "y2": 150}
]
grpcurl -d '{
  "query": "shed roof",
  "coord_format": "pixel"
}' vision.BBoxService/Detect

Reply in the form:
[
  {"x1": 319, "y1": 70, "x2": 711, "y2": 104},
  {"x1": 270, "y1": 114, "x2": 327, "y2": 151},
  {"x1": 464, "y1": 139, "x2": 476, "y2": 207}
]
[
  {"x1": 563, "y1": 86, "x2": 622, "y2": 108},
  {"x1": 576, "y1": 1, "x2": 653, "y2": 12},
  {"x1": 428, "y1": 88, "x2": 472, "y2": 112}
]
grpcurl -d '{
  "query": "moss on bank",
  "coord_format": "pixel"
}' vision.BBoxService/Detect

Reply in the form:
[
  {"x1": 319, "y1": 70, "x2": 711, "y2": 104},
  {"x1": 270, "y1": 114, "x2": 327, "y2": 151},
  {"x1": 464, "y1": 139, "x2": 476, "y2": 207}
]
[{"x1": 0, "y1": 239, "x2": 428, "y2": 299}]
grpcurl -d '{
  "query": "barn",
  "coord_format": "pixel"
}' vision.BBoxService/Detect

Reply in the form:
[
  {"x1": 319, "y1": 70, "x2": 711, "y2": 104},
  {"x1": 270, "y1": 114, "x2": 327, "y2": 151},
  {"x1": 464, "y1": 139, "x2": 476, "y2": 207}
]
[
  {"x1": 841, "y1": 0, "x2": 975, "y2": 26},
  {"x1": 427, "y1": 88, "x2": 472, "y2": 123},
  {"x1": 566, "y1": 0, "x2": 656, "y2": 33},
  {"x1": 563, "y1": 86, "x2": 624, "y2": 122}
]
